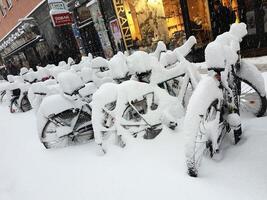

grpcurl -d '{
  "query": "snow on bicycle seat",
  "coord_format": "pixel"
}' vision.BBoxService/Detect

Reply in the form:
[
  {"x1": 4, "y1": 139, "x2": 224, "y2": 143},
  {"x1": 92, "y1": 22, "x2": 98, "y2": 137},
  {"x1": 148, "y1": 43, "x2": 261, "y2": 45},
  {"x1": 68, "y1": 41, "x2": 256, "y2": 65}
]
[
  {"x1": 57, "y1": 72, "x2": 84, "y2": 96},
  {"x1": 229, "y1": 23, "x2": 247, "y2": 41},
  {"x1": 205, "y1": 42, "x2": 227, "y2": 70},
  {"x1": 109, "y1": 51, "x2": 129, "y2": 79},
  {"x1": 127, "y1": 51, "x2": 155, "y2": 74},
  {"x1": 91, "y1": 57, "x2": 109, "y2": 69}
]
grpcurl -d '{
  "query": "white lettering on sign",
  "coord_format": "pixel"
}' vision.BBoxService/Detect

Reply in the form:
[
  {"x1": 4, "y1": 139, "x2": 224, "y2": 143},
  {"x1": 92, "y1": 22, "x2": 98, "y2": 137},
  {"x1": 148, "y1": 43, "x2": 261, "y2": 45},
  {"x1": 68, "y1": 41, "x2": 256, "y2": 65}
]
[
  {"x1": 55, "y1": 15, "x2": 70, "y2": 21},
  {"x1": 50, "y1": 2, "x2": 65, "y2": 10}
]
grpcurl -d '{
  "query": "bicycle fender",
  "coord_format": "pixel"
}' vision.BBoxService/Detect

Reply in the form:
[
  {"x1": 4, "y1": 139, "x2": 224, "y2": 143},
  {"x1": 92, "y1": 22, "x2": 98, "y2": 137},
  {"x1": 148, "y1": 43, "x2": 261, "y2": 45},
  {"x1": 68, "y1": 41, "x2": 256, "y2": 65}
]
[
  {"x1": 37, "y1": 94, "x2": 77, "y2": 139},
  {"x1": 38, "y1": 94, "x2": 76, "y2": 117},
  {"x1": 237, "y1": 60, "x2": 266, "y2": 96}
]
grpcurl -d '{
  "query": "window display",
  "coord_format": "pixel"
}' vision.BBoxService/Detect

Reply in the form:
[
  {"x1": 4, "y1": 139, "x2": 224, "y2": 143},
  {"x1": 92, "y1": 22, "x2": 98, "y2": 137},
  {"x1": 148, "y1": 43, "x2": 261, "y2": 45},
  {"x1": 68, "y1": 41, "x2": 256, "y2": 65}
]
[
  {"x1": 114, "y1": 0, "x2": 185, "y2": 50},
  {"x1": 187, "y1": 0, "x2": 212, "y2": 46}
]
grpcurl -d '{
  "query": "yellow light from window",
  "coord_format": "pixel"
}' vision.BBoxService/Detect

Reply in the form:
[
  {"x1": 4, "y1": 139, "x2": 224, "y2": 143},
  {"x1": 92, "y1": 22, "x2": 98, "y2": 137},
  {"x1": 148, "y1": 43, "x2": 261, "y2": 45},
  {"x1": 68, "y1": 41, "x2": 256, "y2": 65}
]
[{"x1": 148, "y1": 0, "x2": 160, "y2": 4}]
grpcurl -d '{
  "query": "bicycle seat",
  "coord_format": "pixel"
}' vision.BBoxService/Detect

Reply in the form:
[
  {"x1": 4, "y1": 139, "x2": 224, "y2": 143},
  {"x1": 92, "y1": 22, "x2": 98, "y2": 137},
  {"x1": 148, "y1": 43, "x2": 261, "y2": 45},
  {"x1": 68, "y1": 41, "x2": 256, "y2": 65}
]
[{"x1": 207, "y1": 67, "x2": 225, "y2": 73}]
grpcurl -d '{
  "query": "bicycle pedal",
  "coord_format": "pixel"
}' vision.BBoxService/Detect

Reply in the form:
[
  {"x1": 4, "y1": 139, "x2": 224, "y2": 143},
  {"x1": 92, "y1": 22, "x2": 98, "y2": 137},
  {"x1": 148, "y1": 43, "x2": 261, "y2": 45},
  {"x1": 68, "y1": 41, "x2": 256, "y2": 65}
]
[{"x1": 168, "y1": 122, "x2": 177, "y2": 130}]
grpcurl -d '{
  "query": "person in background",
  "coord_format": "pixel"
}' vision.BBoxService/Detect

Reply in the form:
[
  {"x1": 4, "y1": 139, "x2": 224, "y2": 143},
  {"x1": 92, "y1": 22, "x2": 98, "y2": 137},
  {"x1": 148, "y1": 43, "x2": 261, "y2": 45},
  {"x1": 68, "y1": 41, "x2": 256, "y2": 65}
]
[
  {"x1": 54, "y1": 45, "x2": 64, "y2": 65},
  {"x1": 212, "y1": 0, "x2": 236, "y2": 38},
  {"x1": 6, "y1": 61, "x2": 19, "y2": 76}
]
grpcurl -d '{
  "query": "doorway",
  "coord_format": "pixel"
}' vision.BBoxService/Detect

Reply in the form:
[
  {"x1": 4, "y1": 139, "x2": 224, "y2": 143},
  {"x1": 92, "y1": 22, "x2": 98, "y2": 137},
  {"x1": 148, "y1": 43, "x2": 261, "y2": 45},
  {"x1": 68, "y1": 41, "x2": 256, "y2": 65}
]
[{"x1": 79, "y1": 23, "x2": 104, "y2": 57}]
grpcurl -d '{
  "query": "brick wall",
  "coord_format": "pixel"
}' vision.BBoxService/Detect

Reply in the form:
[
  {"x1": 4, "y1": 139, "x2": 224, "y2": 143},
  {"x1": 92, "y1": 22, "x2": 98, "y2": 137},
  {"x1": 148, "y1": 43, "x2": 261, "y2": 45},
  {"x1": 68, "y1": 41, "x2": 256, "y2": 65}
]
[{"x1": 0, "y1": 0, "x2": 44, "y2": 39}]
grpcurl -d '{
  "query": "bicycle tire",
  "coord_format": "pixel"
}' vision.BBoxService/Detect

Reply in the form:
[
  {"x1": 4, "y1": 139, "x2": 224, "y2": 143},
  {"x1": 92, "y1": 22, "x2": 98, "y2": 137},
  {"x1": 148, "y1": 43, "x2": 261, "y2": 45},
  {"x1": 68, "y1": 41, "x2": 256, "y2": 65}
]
[
  {"x1": 121, "y1": 99, "x2": 162, "y2": 139},
  {"x1": 186, "y1": 99, "x2": 221, "y2": 177},
  {"x1": 238, "y1": 77, "x2": 267, "y2": 117},
  {"x1": 0, "y1": 91, "x2": 6, "y2": 103},
  {"x1": 160, "y1": 75, "x2": 194, "y2": 109},
  {"x1": 41, "y1": 109, "x2": 93, "y2": 149},
  {"x1": 10, "y1": 96, "x2": 20, "y2": 113},
  {"x1": 20, "y1": 94, "x2": 32, "y2": 112}
]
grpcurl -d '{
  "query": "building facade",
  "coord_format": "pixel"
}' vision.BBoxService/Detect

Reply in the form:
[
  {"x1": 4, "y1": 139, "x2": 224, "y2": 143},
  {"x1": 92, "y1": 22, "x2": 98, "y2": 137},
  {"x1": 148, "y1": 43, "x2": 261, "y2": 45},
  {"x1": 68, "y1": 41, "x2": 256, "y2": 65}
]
[
  {"x1": 108, "y1": 0, "x2": 239, "y2": 51},
  {"x1": 104, "y1": 0, "x2": 267, "y2": 58},
  {"x1": 1, "y1": 0, "x2": 267, "y2": 69},
  {"x1": 0, "y1": 0, "x2": 80, "y2": 69}
]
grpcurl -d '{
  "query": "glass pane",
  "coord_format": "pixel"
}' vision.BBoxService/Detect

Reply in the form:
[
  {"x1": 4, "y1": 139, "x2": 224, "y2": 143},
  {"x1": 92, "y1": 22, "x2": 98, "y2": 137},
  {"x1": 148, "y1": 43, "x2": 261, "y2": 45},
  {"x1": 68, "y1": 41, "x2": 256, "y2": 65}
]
[
  {"x1": 187, "y1": 0, "x2": 212, "y2": 47},
  {"x1": 244, "y1": 0, "x2": 256, "y2": 35},
  {"x1": 121, "y1": 0, "x2": 185, "y2": 49},
  {"x1": 163, "y1": 0, "x2": 185, "y2": 48},
  {"x1": 221, "y1": 0, "x2": 239, "y2": 22}
]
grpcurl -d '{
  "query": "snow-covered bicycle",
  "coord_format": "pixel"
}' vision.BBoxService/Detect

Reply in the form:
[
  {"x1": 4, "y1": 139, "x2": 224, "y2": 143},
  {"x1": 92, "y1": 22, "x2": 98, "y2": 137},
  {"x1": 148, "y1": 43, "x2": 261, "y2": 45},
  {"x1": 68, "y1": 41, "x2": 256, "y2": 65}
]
[
  {"x1": 184, "y1": 23, "x2": 267, "y2": 177},
  {"x1": 92, "y1": 80, "x2": 182, "y2": 153},
  {"x1": 91, "y1": 48, "x2": 198, "y2": 152},
  {"x1": 37, "y1": 72, "x2": 97, "y2": 149},
  {"x1": 6, "y1": 74, "x2": 32, "y2": 113}
]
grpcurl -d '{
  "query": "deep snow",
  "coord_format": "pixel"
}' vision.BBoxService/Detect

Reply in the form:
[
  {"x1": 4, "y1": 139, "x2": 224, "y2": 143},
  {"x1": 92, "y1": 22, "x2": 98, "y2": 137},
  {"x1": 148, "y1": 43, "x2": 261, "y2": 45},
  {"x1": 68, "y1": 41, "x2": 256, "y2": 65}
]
[{"x1": 0, "y1": 77, "x2": 267, "y2": 200}]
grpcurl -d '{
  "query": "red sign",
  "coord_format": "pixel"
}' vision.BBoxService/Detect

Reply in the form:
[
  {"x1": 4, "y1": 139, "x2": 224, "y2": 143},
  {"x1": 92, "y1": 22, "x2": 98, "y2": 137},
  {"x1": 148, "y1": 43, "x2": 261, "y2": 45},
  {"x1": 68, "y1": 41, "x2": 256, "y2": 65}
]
[{"x1": 52, "y1": 12, "x2": 73, "y2": 27}]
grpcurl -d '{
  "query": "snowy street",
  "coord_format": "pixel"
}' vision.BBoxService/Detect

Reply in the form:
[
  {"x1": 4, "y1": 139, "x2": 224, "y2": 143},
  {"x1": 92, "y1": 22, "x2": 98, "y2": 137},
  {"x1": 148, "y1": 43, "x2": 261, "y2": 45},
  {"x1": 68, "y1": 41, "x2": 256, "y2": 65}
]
[{"x1": 0, "y1": 73, "x2": 267, "y2": 200}]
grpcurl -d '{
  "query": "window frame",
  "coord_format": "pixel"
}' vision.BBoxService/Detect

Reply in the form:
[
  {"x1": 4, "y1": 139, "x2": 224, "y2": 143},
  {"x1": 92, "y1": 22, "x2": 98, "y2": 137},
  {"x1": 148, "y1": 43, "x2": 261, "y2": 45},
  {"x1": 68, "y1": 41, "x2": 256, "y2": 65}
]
[
  {"x1": 6, "y1": 0, "x2": 12, "y2": 10},
  {"x1": 0, "y1": 5, "x2": 7, "y2": 17}
]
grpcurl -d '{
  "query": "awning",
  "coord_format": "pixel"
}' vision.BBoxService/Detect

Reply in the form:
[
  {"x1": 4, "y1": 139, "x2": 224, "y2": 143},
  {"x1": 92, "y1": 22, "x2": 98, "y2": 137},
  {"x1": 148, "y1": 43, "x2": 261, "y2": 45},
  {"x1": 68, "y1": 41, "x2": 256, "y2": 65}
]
[{"x1": 3, "y1": 36, "x2": 42, "y2": 59}]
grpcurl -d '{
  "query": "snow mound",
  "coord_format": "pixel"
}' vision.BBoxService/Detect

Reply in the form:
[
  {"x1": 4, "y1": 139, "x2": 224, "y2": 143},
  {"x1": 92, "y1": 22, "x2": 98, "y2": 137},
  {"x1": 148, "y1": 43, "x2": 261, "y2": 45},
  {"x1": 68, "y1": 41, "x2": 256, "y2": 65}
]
[
  {"x1": 109, "y1": 52, "x2": 129, "y2": 79},
  {"x1": 205, "y1": 42, "x2": 226, "y2": 69},
  {"x1": 57, "y1": 72, "x2": 84, "y2": 95},
  {"x1": 127, "y1": 51, "x2": 155, "y2": 74}
]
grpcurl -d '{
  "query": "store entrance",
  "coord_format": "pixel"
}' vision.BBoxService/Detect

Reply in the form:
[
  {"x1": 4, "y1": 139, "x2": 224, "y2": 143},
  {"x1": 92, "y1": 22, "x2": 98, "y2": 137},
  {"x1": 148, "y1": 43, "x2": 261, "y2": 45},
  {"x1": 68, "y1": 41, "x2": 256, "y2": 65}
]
[{"x1": 79, "y1": 23, "x2": 104, "y2": 57}]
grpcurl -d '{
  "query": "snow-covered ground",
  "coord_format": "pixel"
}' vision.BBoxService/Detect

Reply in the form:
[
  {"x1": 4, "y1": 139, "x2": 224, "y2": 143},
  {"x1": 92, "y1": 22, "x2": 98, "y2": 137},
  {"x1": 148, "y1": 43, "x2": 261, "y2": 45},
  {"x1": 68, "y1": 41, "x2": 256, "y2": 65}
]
[
  {"x1": 244, "y1": 56, "x2": 267, "y2": 71},
  {"x1": 0, "y1": 74, "x2": 267, "y2": 200}
]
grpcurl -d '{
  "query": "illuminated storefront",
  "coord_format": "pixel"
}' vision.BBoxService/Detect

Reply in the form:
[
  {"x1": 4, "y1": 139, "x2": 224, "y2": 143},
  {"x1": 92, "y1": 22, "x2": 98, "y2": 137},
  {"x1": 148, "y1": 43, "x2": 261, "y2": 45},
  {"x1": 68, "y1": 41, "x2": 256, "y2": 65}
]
[
  {"x1": 112, "y1": 0, "x2": 240, "y2": 52},
  {"x1": 113, "y1": 0, "x2": 185, "y2": 50}
]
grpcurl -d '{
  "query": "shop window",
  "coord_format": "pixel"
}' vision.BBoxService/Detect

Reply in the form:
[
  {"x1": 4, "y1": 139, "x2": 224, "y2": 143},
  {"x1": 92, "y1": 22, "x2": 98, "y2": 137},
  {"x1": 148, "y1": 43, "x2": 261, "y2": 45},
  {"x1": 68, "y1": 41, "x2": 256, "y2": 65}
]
[
  {"x1": 187, "y1": 0, "x2": 212, "y2": 46},
  {"x1": 121, "y1": 0, "x2": 185, "y2": 49},
  {"x1": 6, "y1": 0, "x2": 12, "y2": 10},
  {"x1": 221, "y1": 0, "x2": 239, "y2": 22},
  {"x1": 163, "y1": 0, "x2": 185, "y2": 47}
]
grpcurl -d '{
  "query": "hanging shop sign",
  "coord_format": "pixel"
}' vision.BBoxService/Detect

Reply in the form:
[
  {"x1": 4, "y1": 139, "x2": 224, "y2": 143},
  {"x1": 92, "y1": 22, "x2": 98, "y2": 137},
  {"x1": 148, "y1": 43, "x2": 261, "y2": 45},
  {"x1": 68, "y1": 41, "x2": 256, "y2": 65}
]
[
  {"x1": 48, "y1": 0, "x2": 73, "y2": 27},
  {"x1": 48, "y1": 0, "x2": 67, "y2": 10},
  {"x1": 51, "y1": 11, "x2": 73, "y2": 27},
  {"x1": 50, "y1": 2, "x2": 65, "y2": 10}
]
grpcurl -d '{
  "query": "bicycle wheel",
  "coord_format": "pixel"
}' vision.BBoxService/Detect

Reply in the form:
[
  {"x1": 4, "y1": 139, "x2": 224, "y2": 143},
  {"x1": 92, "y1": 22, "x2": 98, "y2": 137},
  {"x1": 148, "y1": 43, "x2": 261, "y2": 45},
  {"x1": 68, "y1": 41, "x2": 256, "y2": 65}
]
[
  {"x1": 10, "y1": 97, "x2": 20, "y2": 113},
  {"x1": 238, "y1": 78, "x2": 267, "y2": 117},
  {"x1": 161, "y1": 75, "x2": 194, "y2": 108},
  {"x1": 186, "y1": 99, "x2": 221, "y2": 177},
  {"x1": 41, "y1": 109, "x2": 93, "y2": 149},
  {"x1": 20, "y1": 94, "x2": 32, "y2": 112},
  {"x1": 121, "y1": 97, "x2": 162, "y2": 139},
  {"x1": 182, "y1": 80, "x2": 194, "y2": 108},
  {"x1": 0, "y1": 91, "x2": 6, "y2": 103},
  {"x1": 73, "y1": 110, "x2": 94, "y2": 143}
]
